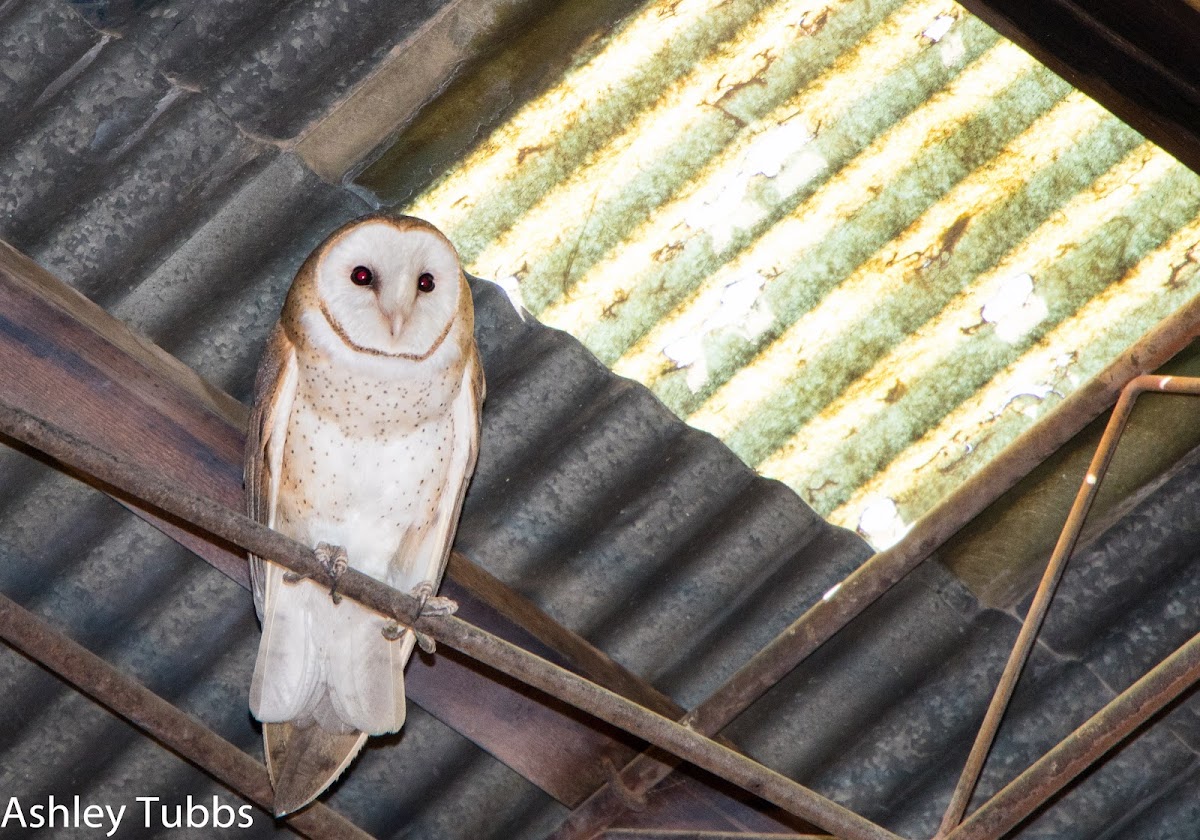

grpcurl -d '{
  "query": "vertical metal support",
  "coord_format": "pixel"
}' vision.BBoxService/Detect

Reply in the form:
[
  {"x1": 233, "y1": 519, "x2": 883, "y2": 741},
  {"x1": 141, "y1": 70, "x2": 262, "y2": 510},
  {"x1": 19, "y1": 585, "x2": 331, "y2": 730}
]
[
  {"x1": 936, "y1": 374, "x2": 1200, "y2": 837},
  {"x1": 944, "y1": 627, "x2": 1200, "y2": 840}
]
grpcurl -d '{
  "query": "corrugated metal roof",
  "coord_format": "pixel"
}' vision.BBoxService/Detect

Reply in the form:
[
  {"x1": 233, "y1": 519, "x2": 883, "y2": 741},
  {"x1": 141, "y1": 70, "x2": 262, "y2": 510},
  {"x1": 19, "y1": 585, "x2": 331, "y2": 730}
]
[
  {"x1": 361, "y1": 0, "x2": 1200, "y2": 552},
  {"x1": 0, "y1": 1, "x2": 869, "y2": 835},
  {"x1": 2, "y1": 0, "x2": 1200, "y2": 838}
]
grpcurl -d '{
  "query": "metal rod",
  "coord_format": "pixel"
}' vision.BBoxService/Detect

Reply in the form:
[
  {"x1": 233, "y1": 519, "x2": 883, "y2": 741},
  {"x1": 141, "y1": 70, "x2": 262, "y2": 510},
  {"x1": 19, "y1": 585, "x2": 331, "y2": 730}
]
[
  {"x1": 0, "y1": 592, "x2": 371, "y2": 840},
  {"x1": 0, "y1": 400, "x2": 903, "y2": 840},
  {"x1": 936, "y1": 374, "x2": 1200, "y2": 836},
  {"x1": 442, "y1": 617, "x2": 902, "y2": 840},
  {"x1": 551, "y1": 304, "x2": 1200, "y2": 840},
  {"x1": 943, "y1": 626, "x2": 1200, "y2": 840}
]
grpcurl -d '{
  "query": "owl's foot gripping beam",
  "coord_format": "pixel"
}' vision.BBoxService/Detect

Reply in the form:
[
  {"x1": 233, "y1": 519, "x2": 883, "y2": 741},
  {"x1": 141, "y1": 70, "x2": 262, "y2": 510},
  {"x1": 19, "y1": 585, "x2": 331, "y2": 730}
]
[
  {"x1": 382, "y1": 581, "x2": 457, "y2": 654},
  {"x1": 281, "y1": 541, "x2": 349, "y2": 602},
  {"x1": 314, "y1": 542, "x2": 350, "y2": 604}
]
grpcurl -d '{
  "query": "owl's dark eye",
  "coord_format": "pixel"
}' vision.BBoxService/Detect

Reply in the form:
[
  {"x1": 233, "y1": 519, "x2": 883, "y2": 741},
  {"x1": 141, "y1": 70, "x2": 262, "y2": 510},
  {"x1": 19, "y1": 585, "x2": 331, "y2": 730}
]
[
  {"x1": 417, "y1": 272, "x2": 435, "y2": 293},
  {"x1": 350, "y1": 265, "x2": 374, "y2": 286}
]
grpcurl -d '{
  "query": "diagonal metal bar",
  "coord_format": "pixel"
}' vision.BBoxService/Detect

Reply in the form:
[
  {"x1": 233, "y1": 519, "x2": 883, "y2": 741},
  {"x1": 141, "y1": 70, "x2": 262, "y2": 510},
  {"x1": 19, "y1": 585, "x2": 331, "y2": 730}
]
[
  {"x1": 0, "y1": 592, "x2": 371, "y2": 839},
  {"x1": 446, "y1": 552, "x2": 689, "y2": 721},
  {"x1": 0, "y1": 400, "x2": 903, "y2": 840},
  {"x1": 433, "y1": 615, "x2": 901, "y2": 840},
  {"x1": 943, "y1": 625, "x2": 1200, "y2": 840},
  {"x1": 550, "y1": 296, "x2": 1200, "y2": 840},
  {"x1": 935, "y1": 373, "x2": 1200, "y2": 836}
]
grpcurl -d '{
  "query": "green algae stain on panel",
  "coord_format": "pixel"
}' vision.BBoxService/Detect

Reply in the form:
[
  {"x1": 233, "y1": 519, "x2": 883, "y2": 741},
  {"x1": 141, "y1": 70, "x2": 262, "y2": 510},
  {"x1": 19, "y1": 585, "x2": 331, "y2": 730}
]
[{"x1": 359, "y1": 0, "x2": 1200, "y2": 547}]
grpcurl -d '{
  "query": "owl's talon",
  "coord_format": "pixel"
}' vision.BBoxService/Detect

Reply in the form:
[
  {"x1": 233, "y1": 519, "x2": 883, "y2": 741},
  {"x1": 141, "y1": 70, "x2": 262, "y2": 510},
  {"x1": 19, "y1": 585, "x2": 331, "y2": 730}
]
[
  {"x1": 378, "y1": 583, "x2": 457, "y2": 652},
  {"x1": 410, "y1": 582, "x2": 457, "y2": 652},
  {"x1": 315, "y1": 542, "x2": 350, "y2": 604},
  {"x1": 411, "y1": 580, "x2": 433, "y2": 613},
  {"x1": 420, "y1": 595, "x2": 458, "y2": 617},
  {"x1": 380, "y1": 621, "x2": 436, "y2": 653},
  {"x1": 410, "y1": 581, "x2": 458, "y2": 618},
  {"x1": 414, "y1": 630, "x2": 438, "y2": 655}
]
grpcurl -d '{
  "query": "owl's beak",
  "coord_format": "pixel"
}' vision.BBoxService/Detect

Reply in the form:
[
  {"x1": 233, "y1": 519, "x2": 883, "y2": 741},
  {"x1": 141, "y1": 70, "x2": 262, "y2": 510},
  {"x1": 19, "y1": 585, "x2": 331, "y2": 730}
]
[{"x1": 378, "y1": 282, "x2": 413, "y2": 337}]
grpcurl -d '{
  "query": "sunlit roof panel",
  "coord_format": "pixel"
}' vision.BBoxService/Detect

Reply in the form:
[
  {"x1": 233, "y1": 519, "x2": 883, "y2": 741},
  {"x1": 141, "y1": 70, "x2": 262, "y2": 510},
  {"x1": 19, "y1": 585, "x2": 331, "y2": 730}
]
[{"x1": 362, "y1": 0, "x2": 1200, "y2": 548}]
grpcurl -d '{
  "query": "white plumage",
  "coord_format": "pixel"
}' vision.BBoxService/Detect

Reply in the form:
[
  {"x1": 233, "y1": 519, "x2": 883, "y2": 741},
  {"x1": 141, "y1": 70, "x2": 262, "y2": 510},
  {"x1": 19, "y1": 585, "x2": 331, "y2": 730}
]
[{"x1": 245, "y1": 215, "x2": 483, "y2": 814}]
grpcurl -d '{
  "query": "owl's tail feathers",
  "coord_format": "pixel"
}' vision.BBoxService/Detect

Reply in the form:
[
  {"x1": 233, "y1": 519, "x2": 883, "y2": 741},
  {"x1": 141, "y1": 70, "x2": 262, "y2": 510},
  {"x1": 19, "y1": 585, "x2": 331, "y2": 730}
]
[
  {"x1": 251, "y1": 566, "x2": 413, "y2": 733},
  {"x1": 264, "y1": 722, "x2": 367, "y2": 816},
  {"x1": 252, "y1": 566, "x2": 415, "y2": 814}
]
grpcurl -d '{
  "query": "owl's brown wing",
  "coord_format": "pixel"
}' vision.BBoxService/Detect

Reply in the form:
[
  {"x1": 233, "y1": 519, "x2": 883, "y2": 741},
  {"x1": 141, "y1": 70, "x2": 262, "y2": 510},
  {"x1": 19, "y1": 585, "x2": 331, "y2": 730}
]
[
  {"x1": 245, "y1": 322, "x2": 298, "y2": 619},
  {"x1": 396, "y1": 340, "x2": 485, "y2": 595},
  {"x1": 436, "y1": 343, "x2": 485, "y2": 576},
  {"x1": 245, "y1": 324, "x2": 368, "y2": 816}
]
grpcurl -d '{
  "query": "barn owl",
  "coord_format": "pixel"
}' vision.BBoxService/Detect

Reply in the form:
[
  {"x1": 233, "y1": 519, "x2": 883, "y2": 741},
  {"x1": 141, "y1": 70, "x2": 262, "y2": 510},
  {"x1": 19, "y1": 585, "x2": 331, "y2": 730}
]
[{"x1": 245, "y1": 213, "x2": 484, "y2": 815}]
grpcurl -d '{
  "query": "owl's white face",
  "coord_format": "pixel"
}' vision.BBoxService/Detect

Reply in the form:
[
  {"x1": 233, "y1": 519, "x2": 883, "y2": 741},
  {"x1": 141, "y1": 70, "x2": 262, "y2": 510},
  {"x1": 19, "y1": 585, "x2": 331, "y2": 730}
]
[{"x1": 312, "y1": 220, "x2": 463, "y2": 360}]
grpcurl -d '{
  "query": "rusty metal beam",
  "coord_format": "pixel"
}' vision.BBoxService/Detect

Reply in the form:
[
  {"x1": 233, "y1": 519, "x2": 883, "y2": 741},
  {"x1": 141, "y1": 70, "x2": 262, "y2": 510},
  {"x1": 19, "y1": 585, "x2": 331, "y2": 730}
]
[
  {"x1": 705, "y1": 319, "x2": 1200, "y2": 716},
  {"x1": 551, "y1": 296, "x2": 1200, "y2": 839},
  {"x1": 446, "y1": 553, "x2": 685, "y2": 721},
  {"x1": 408, "y1": 578, "x2": 644, "y2": 805},
  {"x1": 937, "y1": 374, "x2": 1200, "y2": 835},
  {"x1": 0, "y1": 399, "x2": 901, "y2": 840},
  {"x1": 0, "y1": 242, "x2": 250, "y2": 584},
  {"x1": 0, "y1": 591, "x2": 370, "y2": 839},
  {"x1": 956, "y1": 0, "x2": 1200, "y2": 178},
  {"x1": 943, "y1": 627, "x2": 1200, "y2": 840}
]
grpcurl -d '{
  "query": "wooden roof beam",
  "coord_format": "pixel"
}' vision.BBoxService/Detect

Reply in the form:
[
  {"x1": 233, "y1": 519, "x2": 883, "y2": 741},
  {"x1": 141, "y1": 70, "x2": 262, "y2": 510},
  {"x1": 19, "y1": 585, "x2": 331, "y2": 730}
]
[{"x1": 956, "y1": 0, "x2": 1200, "y2": 176}]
